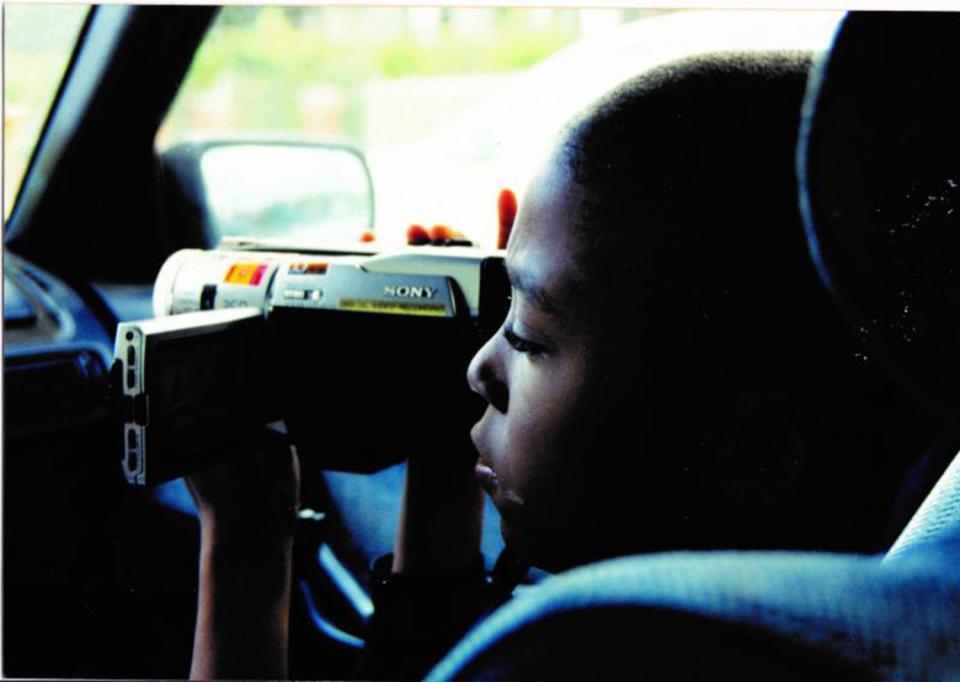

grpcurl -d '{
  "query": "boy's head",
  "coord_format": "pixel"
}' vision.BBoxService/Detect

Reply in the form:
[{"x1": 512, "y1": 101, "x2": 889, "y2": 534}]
[{"x1": 468, "y1": 53, "x2": 926, "y2": 570}]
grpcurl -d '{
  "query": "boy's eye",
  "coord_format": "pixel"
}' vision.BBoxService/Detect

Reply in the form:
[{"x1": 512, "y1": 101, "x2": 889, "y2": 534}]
[{"x1": 503, "y1": 326, "x2": 547, "y2": 355}]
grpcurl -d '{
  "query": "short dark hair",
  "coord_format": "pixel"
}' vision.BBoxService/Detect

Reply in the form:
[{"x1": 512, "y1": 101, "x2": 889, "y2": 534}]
[
  {"x1": 561, "y1": 52, "x2": 811, "y2": 344},
  {"x1": 560, "y1": 52, "x2": 823, "y2": 425},
  {"x1": 556, "y1": 53, "x2": 935, "y2": 551}
]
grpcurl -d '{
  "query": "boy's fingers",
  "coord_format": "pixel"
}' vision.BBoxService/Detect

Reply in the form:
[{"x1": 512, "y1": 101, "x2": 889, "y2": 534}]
[
  {"x1": 497, "y1": 188, "x2": 518, "y2": 250},
  {"x1": 409, "y1": 223, "x2": 472, "y2": 245},
  {"x1": 429, "y1": 224, "x2": 468, "y2": 242},
  {"x1": 407, "y1": 224, "x2": 430, "y2": 245}
]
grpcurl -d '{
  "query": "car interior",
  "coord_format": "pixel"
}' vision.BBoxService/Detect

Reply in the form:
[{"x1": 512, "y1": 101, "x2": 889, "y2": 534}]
[{"x1": 4, "y1": 6, "x2": 960, "y2": 679}]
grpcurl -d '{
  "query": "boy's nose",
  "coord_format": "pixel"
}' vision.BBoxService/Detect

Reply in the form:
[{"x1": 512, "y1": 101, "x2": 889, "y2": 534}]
[{"x1": 467, "y1": 334, "x2": 508, "y2": 413}]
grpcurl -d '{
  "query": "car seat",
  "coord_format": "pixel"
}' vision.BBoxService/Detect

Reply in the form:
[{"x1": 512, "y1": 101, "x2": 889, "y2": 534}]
[
  {"x1": 886, "y1": 453, "x2": 960, "y2": 562},
  {"x1": 425, "y1": 13, "x2": 960, "y2": 680},
  {"x1": 798, "y1": 10, "x2": 960, "y2": 562}
]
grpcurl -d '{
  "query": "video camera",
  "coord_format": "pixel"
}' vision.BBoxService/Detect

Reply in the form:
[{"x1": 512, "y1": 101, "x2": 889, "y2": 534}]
[{"x1": 113, "y1": 239, "x2": 509, "y2": 485}]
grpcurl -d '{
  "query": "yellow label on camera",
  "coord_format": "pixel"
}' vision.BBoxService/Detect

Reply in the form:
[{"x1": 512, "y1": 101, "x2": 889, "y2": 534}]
[{"x1": 339, "y1": 298, "x2": 447, "y2": 317}]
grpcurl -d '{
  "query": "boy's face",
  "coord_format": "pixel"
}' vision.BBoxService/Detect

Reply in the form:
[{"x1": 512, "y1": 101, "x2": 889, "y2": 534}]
[{"x1": 467, "y1": 160, "x2": 632, "y2": 570}]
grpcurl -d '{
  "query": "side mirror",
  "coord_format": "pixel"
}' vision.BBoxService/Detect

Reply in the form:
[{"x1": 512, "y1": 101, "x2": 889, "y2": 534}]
[{"x1": 160, "y1": 140, "x2": 375, "y2": 248}]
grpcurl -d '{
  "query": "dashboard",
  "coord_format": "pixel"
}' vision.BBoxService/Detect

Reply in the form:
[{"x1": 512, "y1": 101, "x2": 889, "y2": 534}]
[{"x1": 4, "y1": 252, "x2": 114, "y2": 443}]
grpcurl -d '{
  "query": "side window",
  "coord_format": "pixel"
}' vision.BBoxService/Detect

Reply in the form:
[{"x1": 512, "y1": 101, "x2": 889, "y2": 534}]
[
  {"x1": 158, "y1": 6, "x2": 642, "y2": 247},
  {"x1": 3, "y1": 4, "x2": 89, "y2": 219}
]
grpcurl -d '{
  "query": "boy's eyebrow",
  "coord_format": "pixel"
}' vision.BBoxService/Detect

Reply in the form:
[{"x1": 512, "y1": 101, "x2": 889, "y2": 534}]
[{"x1": 506, "y1": 264, "x2": 563, "y2": 316}]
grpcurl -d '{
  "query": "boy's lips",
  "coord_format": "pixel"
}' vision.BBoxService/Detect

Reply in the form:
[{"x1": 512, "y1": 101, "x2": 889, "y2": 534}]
[
  {"x1": 474, "y1": 459, "x2": 498, "y2": 490},
  {"x1": 470, "y1": 421, "x2": 499, "y2": 490}
]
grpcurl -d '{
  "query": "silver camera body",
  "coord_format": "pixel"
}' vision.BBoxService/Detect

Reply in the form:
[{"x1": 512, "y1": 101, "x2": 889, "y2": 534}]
[{"x1": 115, "y1": 242, "x2": 508, "y2": 485}]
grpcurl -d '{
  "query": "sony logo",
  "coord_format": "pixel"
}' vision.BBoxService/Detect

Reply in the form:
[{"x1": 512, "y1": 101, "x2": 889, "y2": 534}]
[{"x1": 384, "y1": 284, "x2": 438, "y2": 299}]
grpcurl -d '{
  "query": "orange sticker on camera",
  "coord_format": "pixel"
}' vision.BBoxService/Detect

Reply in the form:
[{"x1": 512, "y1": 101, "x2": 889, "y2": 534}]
[{"x1": 225, "y1": 263, "x2": 267, "y2": 286}]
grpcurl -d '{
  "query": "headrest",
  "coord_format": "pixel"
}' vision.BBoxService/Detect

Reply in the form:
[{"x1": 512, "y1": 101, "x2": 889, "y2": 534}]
[{"x1": 799, "y1": 12, "x2": 960, "y2": 414}]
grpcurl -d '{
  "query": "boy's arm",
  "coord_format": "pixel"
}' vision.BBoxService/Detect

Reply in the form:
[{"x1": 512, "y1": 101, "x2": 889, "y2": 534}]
[
  {"x1": 392, "y1": 452, "x2": 485, "y2": 575},
  {"x1": 391, "y1": 188, "x2": 516, "y2": 577},
  {"x1": 359, "y1": 449, "x2": 487, "y2": 680},
  {"x1": 190, "y1": 516, "x2": 295, "y2": 680},
  {"x1": 187, "y1": 437, "x2": 300, "y2": 680}
]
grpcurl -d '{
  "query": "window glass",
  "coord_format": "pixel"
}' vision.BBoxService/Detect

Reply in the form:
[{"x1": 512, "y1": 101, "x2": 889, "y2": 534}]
[
  {"x1": 4, "y1": 4, "x2": 89, "y2": 219},
  {"x1": 159, "y1": 6, "x2": 643, "y2": 246},
  {"x1": 160, "y1": 7, "x2": 624, "y2": 146},
  {"x1": 159, "y1": 7, "x2": 840, "y2": 247}
]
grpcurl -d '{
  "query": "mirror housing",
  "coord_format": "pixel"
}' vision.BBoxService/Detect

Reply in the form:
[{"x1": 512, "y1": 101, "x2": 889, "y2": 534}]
[{"x1": 159, "y1": 139, "x2": 375, "y2": 250}]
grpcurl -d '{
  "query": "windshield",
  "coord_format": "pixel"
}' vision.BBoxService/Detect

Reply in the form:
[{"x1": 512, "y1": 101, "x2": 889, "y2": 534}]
[{"x1": 3, "y1": 4, "x2": 89, "y2": 220}]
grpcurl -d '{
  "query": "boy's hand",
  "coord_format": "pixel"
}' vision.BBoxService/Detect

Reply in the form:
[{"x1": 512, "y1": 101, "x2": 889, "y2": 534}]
[{"x1": 186, "y1": 430, "x2": 301, "y2": 539}]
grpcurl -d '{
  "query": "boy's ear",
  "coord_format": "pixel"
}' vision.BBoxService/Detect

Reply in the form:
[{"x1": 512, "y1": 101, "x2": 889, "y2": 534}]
[{"x1": 692, "y1": 387, "x2": 808, "y2": 512}]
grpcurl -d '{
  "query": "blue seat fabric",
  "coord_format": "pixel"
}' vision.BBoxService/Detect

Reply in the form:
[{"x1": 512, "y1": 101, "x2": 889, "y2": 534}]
[{"x1": 427, "y1": 528, "x2": 960, "y2": 679}]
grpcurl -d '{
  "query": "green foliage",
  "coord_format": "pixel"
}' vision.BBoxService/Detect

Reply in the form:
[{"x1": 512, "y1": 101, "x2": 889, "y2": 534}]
[
  {"x1": 166, "y1": 7, "x2": 581, "y2": 140},
  {"x1": 187, "y1": 7, "x2": 578, "y2": 84},
  {"x1": 376, "y1": 25, "x2": 575, "y2": 77}
]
